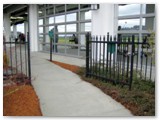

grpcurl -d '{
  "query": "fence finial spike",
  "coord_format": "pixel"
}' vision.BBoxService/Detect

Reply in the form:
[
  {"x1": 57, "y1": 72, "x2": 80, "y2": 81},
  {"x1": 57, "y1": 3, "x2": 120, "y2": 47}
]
[
  {"x1": 110, "y1": 35, "x2": 112, "y2": 41},
  {"x1": 103, "y1": 35, "x2": 105, "y2": 41},
  {"x1": 114, "y1": 35, "x2": 116, "y2": 41}
]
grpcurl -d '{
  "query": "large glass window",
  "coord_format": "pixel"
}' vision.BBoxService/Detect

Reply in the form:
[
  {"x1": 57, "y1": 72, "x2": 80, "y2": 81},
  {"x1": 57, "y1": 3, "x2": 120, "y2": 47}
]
[
  {"x1": 66, "y1": 13, "x2": 77, "y2": 22},
  {"x1": 118, "y1": 19, "x2": 140, "y2": 30},
  {"x1": 65, "y1": 34, "x2": 77, "y2": 44},
  {"x1": 39, "y1": 34, "x2": 44, "y2": 41},
  {"x1": 80, "y1": 11, "x2": 91, "y2": 20},
  {"x1": 80, "y1": 23, "x2": 91, "y2": 32},
  {"x1": 66, "y1": 24, "x2": 77, "y2": 32},
  {"x1": 118, "y1": 4, "x2": 140, "y2": 16},
  {"x1": 57, "y1": 25, "x2": 65, "y2": 32},
  {"x1": 39, "y1": 27, "x2": 44, "y2": 33},
  {"x1": 44, "y1": 35, "x2": 50, "y2": 45},
  {"x1": 142, "y1": 4, "x2": 155, "y2": 14},
  {"x1": 45, "y1": 26, "x2": 54, "y2": 34},
  {"x1": 142, "y1": 17, "x2": 154, "y2": 30},
  {"x1": 67, "y1": 4, "x2": 78, "y2": 11},
  {"x1": 58, "y1": 34, "x2": 65, "y2": 43},
  {"x1": 55, "y1": 15, "x2": 65, "y2": 23},
  {"x1": 38, "y1": 9, "x2": 45, "y2": 17},
  {"x1": 48, "y1": 17, "x2": 54, "y2": 24},
  {"x1": 80, "y1": 4, "x2": 91, "y2": 9},
  {"x1": 38, "y1": 4, "x2": 92, "y2": 57},
  {"x1": 118, "y1": 4, "x2": 155, "y2": 31},
  {"x1": 55, "y1": 5, "x2": 65, "y2": 14},
  {"x1": 38, "y1": 4, "x2": 45, "y2": 9},
  {"x1": 46, "y1": 7, "x2": 54, "y2": 15},
  {"x1": 39, "y1": 19, "x2": 44, "y2": 25}
]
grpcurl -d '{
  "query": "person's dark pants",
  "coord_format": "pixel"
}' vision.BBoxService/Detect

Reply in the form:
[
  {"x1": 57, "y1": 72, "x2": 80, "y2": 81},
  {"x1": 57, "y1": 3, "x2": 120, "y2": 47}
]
[{"x1": 52, "y1": 44, "x2": 58, "y2": 52}]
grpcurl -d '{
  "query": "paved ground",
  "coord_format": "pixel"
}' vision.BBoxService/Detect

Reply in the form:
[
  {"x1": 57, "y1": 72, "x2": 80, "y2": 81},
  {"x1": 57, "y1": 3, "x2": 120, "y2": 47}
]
[{"x1": 31, "y1": 52, "x2": 133, "y2": 116}]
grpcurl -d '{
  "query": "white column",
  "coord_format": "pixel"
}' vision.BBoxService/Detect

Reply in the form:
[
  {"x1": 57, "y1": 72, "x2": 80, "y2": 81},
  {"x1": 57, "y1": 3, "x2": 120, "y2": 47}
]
[
  {"x1": 91, "y1": 4, "x2": 116, "y2": 61},
  {"x1": 92, "y1": 4, "x2": 115, "y2": 36},
  {"x1": 29, "y1": 4, "x2": 38, "y2": 52},
  {"x1": 13, "y1": 25, "x2": 17, "y2": 39},
  {"x1": 3, "y1": 13, "x2": 11, "y2": 42}
]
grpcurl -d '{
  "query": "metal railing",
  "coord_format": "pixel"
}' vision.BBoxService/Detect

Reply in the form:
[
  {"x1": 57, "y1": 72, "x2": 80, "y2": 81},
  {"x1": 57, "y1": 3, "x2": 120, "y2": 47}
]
[
  {"x1": 3, "y1": 32, "x2": 31, "y2": 84},
  {"x1": 86, "y1": 32, "x2": 155, "y2": 90}
]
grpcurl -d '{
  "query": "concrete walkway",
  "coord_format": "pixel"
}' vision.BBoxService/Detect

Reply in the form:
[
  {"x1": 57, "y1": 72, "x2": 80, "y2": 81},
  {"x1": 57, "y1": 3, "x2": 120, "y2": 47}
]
[{"x1": 31, "y1": 52, "x2": 133, "y2": 116}]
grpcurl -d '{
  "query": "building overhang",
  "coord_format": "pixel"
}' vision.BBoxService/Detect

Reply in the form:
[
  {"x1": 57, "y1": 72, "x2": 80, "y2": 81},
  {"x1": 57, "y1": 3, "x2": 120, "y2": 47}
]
[{"x1": 3, "y1": 4, "x2": 28, "y2": 25}]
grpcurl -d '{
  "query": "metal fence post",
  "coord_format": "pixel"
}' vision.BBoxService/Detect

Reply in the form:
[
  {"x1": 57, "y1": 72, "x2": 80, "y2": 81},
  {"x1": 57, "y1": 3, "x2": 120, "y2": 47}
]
[
  {"x1": 27, "y1": 32, "x2": 31, "y2": 81},
  {"x1": 50, "y1": 37, "x2": 53, "y2": 61},
  {"x1": 129, "y1": 35, "x2": 135, "y2": 90},
  {"x1": 86, "y1": 32, "x2": 90, "y2": 77}
]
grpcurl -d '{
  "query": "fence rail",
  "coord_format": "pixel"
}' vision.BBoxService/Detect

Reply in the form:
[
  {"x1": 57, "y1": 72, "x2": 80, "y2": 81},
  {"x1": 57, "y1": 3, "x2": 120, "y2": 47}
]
[
  {"x1": 86, "y1": 32, "x2": 155, "y2": 90},
  {"x1": 3, "y1": 32, "x2": 31, "y2": 85}
]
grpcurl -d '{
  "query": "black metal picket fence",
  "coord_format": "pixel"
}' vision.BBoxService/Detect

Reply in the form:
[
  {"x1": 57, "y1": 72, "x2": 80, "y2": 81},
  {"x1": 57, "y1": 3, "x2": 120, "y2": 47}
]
[
  {"x1": 3, "y1": 32, "x2": 31, "y2": 85},
  {"x1": 86, "y1": 32, "x2": 155, "y2": 90}
]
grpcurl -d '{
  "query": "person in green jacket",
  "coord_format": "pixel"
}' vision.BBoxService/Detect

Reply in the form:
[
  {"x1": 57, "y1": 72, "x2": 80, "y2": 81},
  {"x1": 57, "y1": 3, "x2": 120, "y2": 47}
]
[{"x1": 48, "y1": 25, "x2": 58, "y2": 52}]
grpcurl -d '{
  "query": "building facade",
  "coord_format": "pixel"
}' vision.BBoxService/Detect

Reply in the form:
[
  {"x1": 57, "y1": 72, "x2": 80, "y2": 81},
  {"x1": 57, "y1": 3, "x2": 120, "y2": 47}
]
[{"x1": 3, "y1": 4, "x2": 156, "y2": 58}]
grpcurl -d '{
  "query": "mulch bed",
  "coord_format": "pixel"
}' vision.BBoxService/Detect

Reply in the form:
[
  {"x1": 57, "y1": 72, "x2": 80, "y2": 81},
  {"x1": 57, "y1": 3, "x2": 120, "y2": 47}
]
[
  {"x1": 3, "y1": 73, "x2": 42, "y2": 116},
  {"x1": 52, "y1": 61, "x2": 80, "y2": 73},
  {"x1": 3, "y1": 85, "x2": 42, "y2": 116}
]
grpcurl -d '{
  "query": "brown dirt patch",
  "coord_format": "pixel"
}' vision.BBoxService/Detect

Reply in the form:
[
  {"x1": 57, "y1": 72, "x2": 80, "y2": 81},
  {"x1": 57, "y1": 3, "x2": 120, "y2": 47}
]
[
  {"x1": 3, "y1": 85, "x2": 42, "y2": 116},
  {"x1": 52, "y1": 60, "x2": 80, "y2": 73}
]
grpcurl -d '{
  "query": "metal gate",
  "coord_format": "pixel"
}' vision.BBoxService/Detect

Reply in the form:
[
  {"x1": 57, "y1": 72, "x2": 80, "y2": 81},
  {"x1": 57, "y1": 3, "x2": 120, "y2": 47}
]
[
  {"x1": 3, "y1": 32, "x2": 31, "y2": 85},
  {"x1": 85, "y1": 32, "x2": 155, "y2": 90}
]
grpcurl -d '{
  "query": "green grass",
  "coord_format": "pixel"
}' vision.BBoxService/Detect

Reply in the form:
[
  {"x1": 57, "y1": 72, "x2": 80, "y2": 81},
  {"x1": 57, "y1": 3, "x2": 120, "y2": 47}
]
[
  {"x1": 58, "y1": 38, "x2": 67, "y2": 43},
  {"x1": 77, "y1": 67, "x2": 155, "y2": 116},
  {"x1": 58, "y1": 38, "x2": 75, "y2": 44}
]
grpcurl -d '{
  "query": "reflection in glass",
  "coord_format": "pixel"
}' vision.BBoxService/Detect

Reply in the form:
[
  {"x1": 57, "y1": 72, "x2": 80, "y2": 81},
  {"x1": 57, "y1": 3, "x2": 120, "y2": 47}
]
[
  {"x1": 80, "y1": 23, "x2": 91, "y2": 32},
  {"x1": 79, "y1": 34, "x2": 86, "y2": 51},
  {"x1": 49, "y1": 17, "x2": 54, "y2": 24},
  {"x1": 45, "y1": 26, "x2": 54, "y2": 34},
  {"x1": 142, "y1": 4, "x2": 155, "y2": 14},
  {"x1": 65, "y1": 34, "x2": 73, "y2": 44},
  {"x1": 66, "y1": 24, "x2": 77, "y2": 32},
  {"x1": 38, "y1": 9, "x2": 44, "y2": 17},
  {"x1": 58, "y1": 34, "x2": 65, "y2": 43},
  {"x1": 80, "y1": 11, "x2": 91, "y2": 20},
  {"x1": 80, "y1": 4, "x2": 91, "y2": 9},
  {"x1": 58, "y1": 25, "x2": 65, "y2": 32},
  {"x1": 142, "y1": 17, "x2": 154, "y2": 30},
  {"x1": 120, "y1": 34, "x2": 139, "y2": 42},
  {"x1": 46, "y1": 4, "x2": 53, "y2": 8},
  {"x1": 85, "y1": 23, "x2": 91, "y2": 31},
  {"x1": 46, "y1": 7, "x2": 54, "y2": 15},
  {"x1": 118, "y1": 4, "x2": 140, "y2": 16},
  {"x1": 55, "y1": 5, "x2": 65, "y2": 14},
  {"x1": 39, "y1": 27, "x2": 43, "y2": 33},
  {"x1": 55, "y1": 15, "x2": 65, "y2": 23},
  {"x1": 67, "y1": 4, "x2": 78, "y2": 11},
  {"x1": 39, "y1": 19, "x2": 43, "y2": 25},
  {"x1": 67, "y1": 13, "x2": 77, "y2": 22},
  {"x1": 118, "y1": 19, "x2": 140, "y2": 30},
  {"x1": 57, "y1": 45, "x2": 65, "y2": 54},
  {"x1": 38, "y1": 4, "x2": 45, "y2": 9},
  {"x1": 39, "y1": 35, "x2": 44, "y2": 41},
  {"x1": 45, "y1": 35, "x2": 50, "y2": 43}
]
